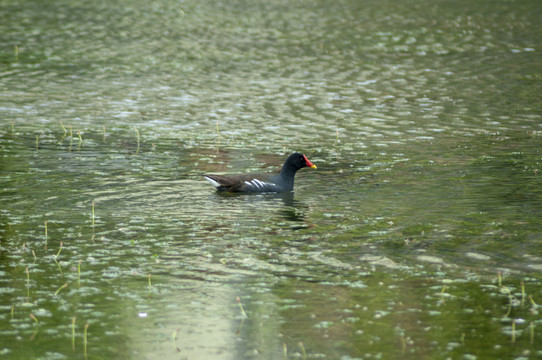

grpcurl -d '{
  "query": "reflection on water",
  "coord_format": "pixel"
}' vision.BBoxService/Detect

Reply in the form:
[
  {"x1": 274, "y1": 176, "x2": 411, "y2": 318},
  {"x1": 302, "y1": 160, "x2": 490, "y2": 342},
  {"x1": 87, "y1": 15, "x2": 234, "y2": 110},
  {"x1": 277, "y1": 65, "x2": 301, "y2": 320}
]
[
  {"x1": 1, "y1": 0, "x2": 542, "y2": 359},
  {"x1": 213, "y1": 191, "x2": 308, "y2": 223}
]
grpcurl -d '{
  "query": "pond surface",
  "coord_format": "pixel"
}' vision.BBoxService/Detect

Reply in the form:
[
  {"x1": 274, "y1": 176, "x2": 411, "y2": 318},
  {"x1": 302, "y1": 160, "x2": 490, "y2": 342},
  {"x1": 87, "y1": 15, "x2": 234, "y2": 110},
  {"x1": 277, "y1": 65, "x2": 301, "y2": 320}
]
[{"x1": 1, "y1": 0, "x2": 542, "y2": 359}]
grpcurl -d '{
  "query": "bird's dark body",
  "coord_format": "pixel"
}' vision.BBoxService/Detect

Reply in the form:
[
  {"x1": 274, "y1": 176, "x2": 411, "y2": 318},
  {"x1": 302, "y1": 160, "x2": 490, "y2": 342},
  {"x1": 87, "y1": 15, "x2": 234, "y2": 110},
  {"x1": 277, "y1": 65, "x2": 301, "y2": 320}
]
[{"x1": 203, "y1": 153, "x2": 316, "y2": 193}]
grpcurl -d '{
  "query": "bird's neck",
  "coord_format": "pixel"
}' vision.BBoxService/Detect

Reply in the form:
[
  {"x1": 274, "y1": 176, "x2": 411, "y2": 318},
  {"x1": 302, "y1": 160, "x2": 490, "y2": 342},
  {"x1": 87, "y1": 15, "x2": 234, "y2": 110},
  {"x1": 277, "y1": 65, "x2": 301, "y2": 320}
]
[{"x1": 279, "y1": 163, "x2": 298, "y2": 182}]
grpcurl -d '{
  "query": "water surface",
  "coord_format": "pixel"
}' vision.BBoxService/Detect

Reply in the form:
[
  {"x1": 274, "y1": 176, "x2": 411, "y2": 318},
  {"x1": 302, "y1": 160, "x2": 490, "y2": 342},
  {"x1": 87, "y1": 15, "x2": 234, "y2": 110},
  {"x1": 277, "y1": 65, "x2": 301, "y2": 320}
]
[{"x1": 1, "y1": 0, "x2": 542, "y2": 359}]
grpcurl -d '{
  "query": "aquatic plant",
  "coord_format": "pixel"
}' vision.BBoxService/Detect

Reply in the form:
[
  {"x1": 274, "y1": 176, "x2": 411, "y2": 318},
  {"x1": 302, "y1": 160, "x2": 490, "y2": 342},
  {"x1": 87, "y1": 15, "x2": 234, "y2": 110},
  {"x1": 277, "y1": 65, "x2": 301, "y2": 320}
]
[
  {"x1": 69, "y1": 125, "x2": 73, "y2": 150},
  {"x1": 236, "y1": 296, "x2": 247, "y2": 318},
  {"x1": 171, "y1": 328, "x2": 181, "y2": 352},
  {"x1": 216, "y1": 120, "x2": 220, "y2": 153},
  {"x1": 44, "y1": 220, "x2": 48, "y2": 249},
  {"x1": 521, "y1": 281, "x2": 525, "y2": 306},
  {"x1": 78, "y1": 260, "x2": 82, "y2": 287},
  {"x1": 30, "y1": 313, "x2": 39, "y2": 340},
  {"x1": 77, "y1": 130, "x2": 83, "y2": 150},
  {"x1": 298, "y1": 341, "x2": 307, "y2": 360},
  {"x1": 55, "y1": 241, "x2": 63, "y2": 259},
  {"x1": 72, "y1": 316, "x2": 76, "y2": 350},
  {"x1": 25, "y1": 267, "x2": 30, "y2": 302},
  {"x1": 54, "y1": 283, "x2": 68, "y2": 296},
  {"x1": 84, "y1": 322, "x2": 89, "y2": 359},
  {"x1": 59, "y1": 121, "x2": 67, "y2": 136},
  {"x1": 134, "y1": 127, "x2": 140, "y2": 155},
  {"x1": 91, "y1": 202, "x2": 95, "y2": 227}
]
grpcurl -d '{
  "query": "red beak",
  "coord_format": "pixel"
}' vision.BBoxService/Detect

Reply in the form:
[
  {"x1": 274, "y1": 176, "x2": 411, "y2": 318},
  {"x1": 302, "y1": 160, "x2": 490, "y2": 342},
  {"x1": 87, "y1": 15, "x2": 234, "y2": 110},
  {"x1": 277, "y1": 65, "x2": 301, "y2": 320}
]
[{"x1": 303, "y1": 154, "x2": 317, "y2": 169}]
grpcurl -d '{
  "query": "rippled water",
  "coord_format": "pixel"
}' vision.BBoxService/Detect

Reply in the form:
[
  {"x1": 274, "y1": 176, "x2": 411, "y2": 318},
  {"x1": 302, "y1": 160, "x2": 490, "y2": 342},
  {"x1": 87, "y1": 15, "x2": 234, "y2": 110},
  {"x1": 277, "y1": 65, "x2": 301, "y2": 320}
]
[{"x1": 1, "y1": 0, "x2": 542, "y2": 359}]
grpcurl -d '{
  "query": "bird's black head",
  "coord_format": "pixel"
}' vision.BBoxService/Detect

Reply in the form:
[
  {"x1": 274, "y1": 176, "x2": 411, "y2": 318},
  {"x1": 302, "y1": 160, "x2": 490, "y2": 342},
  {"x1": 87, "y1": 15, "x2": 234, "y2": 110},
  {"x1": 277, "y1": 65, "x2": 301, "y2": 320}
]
[{"x1": 287, "y1": 152, "x2": 317, "y2": 170}]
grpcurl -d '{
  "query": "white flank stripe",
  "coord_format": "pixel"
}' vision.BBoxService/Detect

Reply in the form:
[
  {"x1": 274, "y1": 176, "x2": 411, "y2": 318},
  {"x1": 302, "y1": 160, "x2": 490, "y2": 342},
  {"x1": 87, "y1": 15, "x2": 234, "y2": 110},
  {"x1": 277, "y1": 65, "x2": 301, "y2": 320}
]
[
  {"x1": 251, "y1": 179, "x2": 263, "y2": 189},
  {"x1": 248, "y1": 180, "x2": 257, "y2": 190},
  {"x1": 242, "y1": 179, "x2": 272, "y2": 191},
  {"x1": 204, "y1": 176, "x2": 221, "y2": 188}
]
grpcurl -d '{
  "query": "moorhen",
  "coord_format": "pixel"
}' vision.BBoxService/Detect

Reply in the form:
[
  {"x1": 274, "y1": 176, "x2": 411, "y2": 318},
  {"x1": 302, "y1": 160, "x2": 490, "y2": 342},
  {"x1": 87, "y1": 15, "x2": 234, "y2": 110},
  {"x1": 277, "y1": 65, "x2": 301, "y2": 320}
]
[{"x1": 204, "y1": 152, "x2": 317, "y2": 193}]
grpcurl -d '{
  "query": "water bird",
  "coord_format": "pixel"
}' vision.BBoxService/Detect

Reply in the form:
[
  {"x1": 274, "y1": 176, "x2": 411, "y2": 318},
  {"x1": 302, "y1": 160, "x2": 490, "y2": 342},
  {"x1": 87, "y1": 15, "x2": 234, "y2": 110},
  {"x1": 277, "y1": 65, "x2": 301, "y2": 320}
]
[{"x1": 204, "y1": 152, "x2": 317, "y2": 193}]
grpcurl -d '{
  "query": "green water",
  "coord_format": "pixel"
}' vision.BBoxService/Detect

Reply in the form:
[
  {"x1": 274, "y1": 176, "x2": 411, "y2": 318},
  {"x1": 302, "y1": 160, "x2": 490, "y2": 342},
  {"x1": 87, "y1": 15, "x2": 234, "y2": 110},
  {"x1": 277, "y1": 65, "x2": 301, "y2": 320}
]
[{"x1": 1, "y1": 0, "x2": 542, "y2": 359}]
